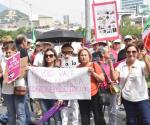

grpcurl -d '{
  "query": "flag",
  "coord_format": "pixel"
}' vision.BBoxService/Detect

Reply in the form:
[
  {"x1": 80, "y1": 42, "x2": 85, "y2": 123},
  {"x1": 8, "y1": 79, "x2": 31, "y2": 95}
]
[
  {"x1": 142, "y1": 17, "x2": 150, "y2": 51},
  {"x1": 144, "y1": 17, "x2": 150, "y2": 31},
  {"x1": 32, "y1": 28, "x2": 36, "y2": 43}
]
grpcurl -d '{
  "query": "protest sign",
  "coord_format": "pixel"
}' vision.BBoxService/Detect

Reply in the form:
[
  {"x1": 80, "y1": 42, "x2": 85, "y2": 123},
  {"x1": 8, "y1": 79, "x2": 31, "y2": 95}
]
[
  {"x1": 5, "y1": 52, "x2": 20, "y2": 83},
  {"x1": 92, "y1": 1, "x2": 119, "y2": 41},
  {"x1": 28, "y1": 67, "x2": 91, "y2": 100}
]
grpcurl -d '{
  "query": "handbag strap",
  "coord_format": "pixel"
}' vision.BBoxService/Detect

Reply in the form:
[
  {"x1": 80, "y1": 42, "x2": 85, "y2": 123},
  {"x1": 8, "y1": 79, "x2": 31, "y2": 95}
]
[
  {"x1": 120, "y1": 66, "x2": 133, "y2": 90},
  {"x1": 97, "y1": 62, "x2": 111, "y2": 85},
  {"x1": 92, "y1": 62, "x2": 100, "y2": 88}
]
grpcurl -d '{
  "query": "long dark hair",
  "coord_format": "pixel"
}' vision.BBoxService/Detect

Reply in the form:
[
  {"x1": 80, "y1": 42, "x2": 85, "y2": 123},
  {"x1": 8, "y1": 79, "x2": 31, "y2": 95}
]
[{"x1": 43, "y1": 48, "x2": 58, "y2": 67}]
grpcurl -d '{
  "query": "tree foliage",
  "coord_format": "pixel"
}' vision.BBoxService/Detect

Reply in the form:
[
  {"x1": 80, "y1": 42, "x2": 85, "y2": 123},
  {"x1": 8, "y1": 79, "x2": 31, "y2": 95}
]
[
  {"x1": 0, "y1": 27, "x2": 30, "y2": 40},
  {"x1": 120, "y1": 17, "x2": 142, "y2": 38}
]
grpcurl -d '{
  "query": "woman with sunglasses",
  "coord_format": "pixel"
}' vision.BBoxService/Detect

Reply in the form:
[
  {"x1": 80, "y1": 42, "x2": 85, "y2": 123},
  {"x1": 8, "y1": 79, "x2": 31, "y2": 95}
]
[
  {"x1": 109, "y1": 44, "x2": 150, "y2": 125},
  {"x1": 40, "y1": 48, "x2": 62, "y2": 125}
]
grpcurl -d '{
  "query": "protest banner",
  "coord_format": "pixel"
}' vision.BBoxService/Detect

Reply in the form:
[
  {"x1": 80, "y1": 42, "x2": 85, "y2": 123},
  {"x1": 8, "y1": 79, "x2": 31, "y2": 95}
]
[
  {"x1": 28, "y1": 67, "x2": 91, "y2": 100},
  {"x1": 92, "y1": 1, "x2": 119, "y2": 41},
  {"x1": 4, "y1": 52, "x2": 20, "y2": 83}
]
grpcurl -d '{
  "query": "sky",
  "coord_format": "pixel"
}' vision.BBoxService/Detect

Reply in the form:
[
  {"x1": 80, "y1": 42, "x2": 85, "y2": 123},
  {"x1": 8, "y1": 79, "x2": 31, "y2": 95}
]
[
  {"x1": 0, "y1": 0, "x2": 85, "y2": 24},
  {"x1": 0, "y1": 0, "x2": 120, "y2": 24}
]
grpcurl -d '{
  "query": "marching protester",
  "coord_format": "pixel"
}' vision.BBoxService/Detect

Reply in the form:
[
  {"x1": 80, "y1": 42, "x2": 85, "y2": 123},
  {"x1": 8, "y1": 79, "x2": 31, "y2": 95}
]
[
  {"x1": 77, "y1": 47, "x2": 106, "y2": 125},
  {"x1": 109, "y1": 44, "x2": 150, "y2": 125},
  {"x1": 60, "y1": 43, "x2": 79, "y2": 125},
  {"x1": 110, "y1": 39, "x2": 121, "y2": 63},
  {"x1": 15, "y1": 35, "x2": 35, "y2": 125},
  {"x1": 40, "y1": 48, "x2": 62, "y2": 125},
  {"x1": 33, "y1": 42, "x2": 53, "y2": 117},
  {"x1": 30, "y1": 42, "x2": 42, "y2": 65},
  {"x1": 118, "y1": 35, "x2": 133, "y2": 61},
  {"x1": 0, "y1": 43, "x2": 26, "y2": 125},
  {"x1": 91, "y1": 40, "x2": 107, "y2": 62},
  {"x1": 98, "y1": 46, "x2": 118, "y2": 125},
  {"x1": 33, "y1": 42, "x2": 53, "y2": 67}
]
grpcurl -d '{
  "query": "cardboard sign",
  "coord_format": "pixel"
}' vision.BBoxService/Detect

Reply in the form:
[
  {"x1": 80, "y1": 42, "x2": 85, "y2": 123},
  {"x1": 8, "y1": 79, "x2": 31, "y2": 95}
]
[
  {"x1": 3, "y1": 55, "x2": 28, "y2": 84},
  {"x1": 20, "y1": 56, "x2": 28, "y2": 77},
  {"x1": 3, "y1": 52, "x2": 20, "y2": 83},
  {"x1": 28, "y1": 67, "x2": 91, "y2": 100}
]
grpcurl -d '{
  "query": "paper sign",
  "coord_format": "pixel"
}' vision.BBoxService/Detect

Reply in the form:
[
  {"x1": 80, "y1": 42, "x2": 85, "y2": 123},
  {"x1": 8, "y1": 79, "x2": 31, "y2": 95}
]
[
  {"x1": 28, "y1": 67, "x2": 91, "y2": 100},
  {"x1": 92, "y1": 1, "x2": 119, "y2": 41},
  {"x1": 6, "y1": 52, "x2": 20, "y2": 83}
]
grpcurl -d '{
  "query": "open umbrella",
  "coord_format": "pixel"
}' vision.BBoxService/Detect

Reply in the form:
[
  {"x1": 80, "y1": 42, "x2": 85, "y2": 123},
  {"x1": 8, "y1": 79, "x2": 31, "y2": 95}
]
[{"x1": 36, "y1": 29, "x2": 83, "y2": 43}]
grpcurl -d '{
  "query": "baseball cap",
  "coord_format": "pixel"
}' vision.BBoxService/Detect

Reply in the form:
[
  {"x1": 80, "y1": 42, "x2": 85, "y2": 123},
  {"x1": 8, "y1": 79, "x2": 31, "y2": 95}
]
[
  {"x1": 113, "y1": 39, "x2": 121, "y2": 44},
  {"x1": 124, "y1": 35, "x2": 132, "y2": 40}
]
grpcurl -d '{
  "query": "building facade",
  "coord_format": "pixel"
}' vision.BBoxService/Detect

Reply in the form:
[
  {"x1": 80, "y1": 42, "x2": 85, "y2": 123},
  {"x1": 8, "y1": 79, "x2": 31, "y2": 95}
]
[{"x1": 121, "y1": 0, "x2": 150, "y2": 13}]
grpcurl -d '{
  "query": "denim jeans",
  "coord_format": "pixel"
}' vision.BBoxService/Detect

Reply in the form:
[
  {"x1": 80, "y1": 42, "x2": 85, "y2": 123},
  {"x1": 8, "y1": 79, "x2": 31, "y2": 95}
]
[
  {"x1": 108, "y1": 94, "x2": 117, "y2": 125},
  {"x1": 39, "y1": 99, "x2": 62, "y2": 125},
  {"x1": 123, "y1": 98, "x2": 150, "y2": 125},
  {"x1": 0, "y1": 112, "x2": 8, "y2": 123},
  {"x1": 61, "y1": 100, "x2": 79, "y2": 125},
  {"x1": 3, "y1": 94, "x2": 26, "y2": 125},
  {"x1": 25, "y1": 95, "x2": 31, "y2": 125}
]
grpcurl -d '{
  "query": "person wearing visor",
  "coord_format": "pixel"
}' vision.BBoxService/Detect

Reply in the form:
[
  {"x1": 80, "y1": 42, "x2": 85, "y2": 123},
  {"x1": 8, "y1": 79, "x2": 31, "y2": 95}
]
[
  {"x1": 110, "y1": 39, "x2": 121, "y2": 63},
  {"x1": 91, "y1": 41, "x2": 107, "y2": 62},
  {"x1": 60, "y1": 43, "x2": 79, "y2": 125}
]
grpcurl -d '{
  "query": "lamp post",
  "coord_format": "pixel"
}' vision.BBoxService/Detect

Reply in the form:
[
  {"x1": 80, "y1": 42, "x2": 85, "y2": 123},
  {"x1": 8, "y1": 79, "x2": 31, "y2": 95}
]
[{"x1": 85, "y1": 0, "x2": 91, "y2": 44}]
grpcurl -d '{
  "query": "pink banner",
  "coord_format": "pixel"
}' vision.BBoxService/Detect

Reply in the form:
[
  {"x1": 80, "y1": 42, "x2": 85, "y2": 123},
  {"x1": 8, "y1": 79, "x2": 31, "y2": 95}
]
[{"x1": 6, "y1": 52, "x2": 20, "y2": 83}]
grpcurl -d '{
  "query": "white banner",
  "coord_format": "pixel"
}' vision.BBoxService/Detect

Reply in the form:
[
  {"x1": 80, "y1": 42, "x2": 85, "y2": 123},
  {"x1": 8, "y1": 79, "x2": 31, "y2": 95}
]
[{"x1": 28, "y1": 67, "x2": 91, "y2": 100}]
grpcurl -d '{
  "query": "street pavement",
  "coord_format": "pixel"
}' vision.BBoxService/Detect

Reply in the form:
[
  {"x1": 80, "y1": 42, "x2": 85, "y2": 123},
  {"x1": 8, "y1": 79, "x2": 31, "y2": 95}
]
[{"x1": 0, "y1": 103, "x2": 126, "y2": 125}]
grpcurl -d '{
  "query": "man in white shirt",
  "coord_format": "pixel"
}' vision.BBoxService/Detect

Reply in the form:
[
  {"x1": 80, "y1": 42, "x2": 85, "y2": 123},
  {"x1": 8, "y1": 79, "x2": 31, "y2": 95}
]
[{"x1": 60, "y1": 43, "x2": 79, "y2": 125}]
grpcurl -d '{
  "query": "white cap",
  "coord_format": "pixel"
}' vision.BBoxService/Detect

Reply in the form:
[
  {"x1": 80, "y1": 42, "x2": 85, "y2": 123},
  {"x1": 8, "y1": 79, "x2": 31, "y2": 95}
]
[
  {"x1": 124, "y1": 35, "x2": 132, "y2": 40},
  {"x1": 113, "y1": 39, "x2": 121, "y2": 43}
]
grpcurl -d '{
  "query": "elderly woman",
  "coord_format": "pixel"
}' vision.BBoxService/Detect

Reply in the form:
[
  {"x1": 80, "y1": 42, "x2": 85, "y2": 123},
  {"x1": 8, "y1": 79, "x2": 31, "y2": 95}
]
[
  {"x1": 109, "y1": 44, "x2": 150, "y2": 125},
  {"x1": 98, "y1": 46, "x2": 118, "y2": 125},
  {"x1": 77, "y1": 48, "x2": 106, "y2": 125}
]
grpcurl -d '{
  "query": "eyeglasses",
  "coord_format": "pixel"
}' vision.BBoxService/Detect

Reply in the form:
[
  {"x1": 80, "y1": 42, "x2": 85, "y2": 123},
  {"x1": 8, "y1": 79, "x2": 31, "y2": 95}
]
[
  {"x1": 45, "y1": 54, "x2": 54, "y2": 58},
  {"x1": 126, "y1": 51, "x2": 137, "y2": 54}
]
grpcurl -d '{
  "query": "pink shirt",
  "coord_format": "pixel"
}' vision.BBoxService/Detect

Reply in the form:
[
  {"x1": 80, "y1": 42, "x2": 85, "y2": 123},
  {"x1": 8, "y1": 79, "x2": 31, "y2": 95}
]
[{"x1": 99, "y1": 61, "x2": 110, "y2": 88}]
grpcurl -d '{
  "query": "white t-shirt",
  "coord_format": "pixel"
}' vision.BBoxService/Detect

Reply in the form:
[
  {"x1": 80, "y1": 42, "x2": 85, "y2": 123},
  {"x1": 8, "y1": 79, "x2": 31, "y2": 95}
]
[
  {"x1": 61, "y1": 56, "x2": 78, "y2": 68},
  {"x1": 33, "y1": 52, "x2": 44, "y2": 66},
  {"x1": 1, "y1": 58, "x2": 14, "y2": 94},
  {"x1": 116, "y1": 59, "x2": 149, "y2": 102}
]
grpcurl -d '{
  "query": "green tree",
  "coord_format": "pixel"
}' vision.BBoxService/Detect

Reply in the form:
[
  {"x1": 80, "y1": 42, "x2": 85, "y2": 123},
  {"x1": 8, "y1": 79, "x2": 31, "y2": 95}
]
[{"x1": 120, "y1": 17, "x2": 142, "y2": 38}]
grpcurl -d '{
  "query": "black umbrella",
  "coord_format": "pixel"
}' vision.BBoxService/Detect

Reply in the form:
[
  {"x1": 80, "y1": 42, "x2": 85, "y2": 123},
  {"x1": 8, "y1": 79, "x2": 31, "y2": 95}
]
[{"x1": 36, "y1": 29, "x2": 83, "y2": 43}]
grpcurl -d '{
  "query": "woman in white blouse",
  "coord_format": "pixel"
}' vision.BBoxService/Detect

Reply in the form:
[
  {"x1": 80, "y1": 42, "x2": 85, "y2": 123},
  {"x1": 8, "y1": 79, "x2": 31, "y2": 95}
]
[{"x1": 109, "y1": 44, "x2": 150, "y2": 125}]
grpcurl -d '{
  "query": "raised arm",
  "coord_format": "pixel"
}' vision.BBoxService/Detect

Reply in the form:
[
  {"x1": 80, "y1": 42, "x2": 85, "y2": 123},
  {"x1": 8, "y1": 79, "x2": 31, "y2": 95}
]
[{"x1": 108, "y1": 59, "x2": 119, "y2": 81}]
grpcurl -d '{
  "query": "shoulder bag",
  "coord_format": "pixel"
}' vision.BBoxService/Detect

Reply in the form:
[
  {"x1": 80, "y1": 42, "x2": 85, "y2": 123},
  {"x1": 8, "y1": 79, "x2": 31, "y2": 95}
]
[{"x1": 93, "y1": 62, "x2": 110, "y2": 106}]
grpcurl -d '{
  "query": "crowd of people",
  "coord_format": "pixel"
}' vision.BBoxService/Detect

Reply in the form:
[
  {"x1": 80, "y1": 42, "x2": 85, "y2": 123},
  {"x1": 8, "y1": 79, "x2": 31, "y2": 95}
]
[{"x1": 0, "y1": 34, "x2": 150, "y2": 125}]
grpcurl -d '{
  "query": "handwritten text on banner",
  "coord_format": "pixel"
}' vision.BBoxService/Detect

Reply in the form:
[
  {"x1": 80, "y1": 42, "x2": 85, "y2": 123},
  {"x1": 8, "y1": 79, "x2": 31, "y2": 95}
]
[{"x1": 28, "y1": 67, "x2": 91, "y2": 100}]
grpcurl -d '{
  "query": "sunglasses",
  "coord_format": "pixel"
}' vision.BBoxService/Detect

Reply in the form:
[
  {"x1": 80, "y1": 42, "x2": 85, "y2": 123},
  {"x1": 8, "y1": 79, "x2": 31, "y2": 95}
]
[
  {"x1": 126, "y1": 51, "x2": 137, "y2": 54},
  {"x1": 45, "y1": 54, "x2": 54, "y2": 58}
]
